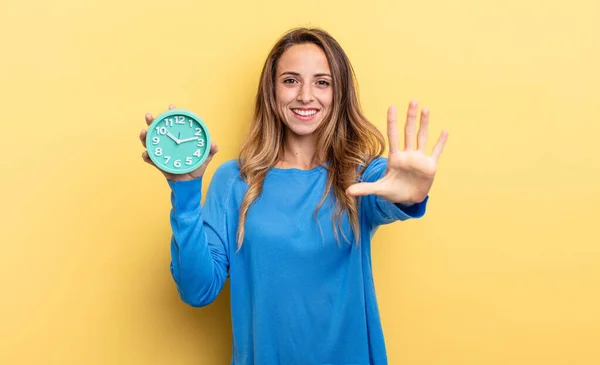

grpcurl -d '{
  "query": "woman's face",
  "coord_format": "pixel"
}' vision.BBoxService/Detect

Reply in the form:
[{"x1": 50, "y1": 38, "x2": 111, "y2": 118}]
[{"x1": 275, "y1": 43, "x2": 333, "y2": 139}]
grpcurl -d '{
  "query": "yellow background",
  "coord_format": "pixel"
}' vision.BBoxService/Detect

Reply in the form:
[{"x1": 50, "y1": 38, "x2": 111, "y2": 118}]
[{"x1": 1, "y1": 0, "x2": 599, "y2": 364}]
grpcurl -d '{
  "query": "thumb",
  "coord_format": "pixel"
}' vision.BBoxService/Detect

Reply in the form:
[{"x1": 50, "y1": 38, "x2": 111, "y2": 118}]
[
  {"x1": 346, "y1": 182, "x2": 380, "y2": 197},
  {"x1": 188, "y1": 142, "x2": 219, "y2": 180}
]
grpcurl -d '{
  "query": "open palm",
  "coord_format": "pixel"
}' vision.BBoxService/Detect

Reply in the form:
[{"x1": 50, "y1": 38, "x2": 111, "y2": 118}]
[{"x1": 347, "y1": 100, "x2": 448, "y2": 204}]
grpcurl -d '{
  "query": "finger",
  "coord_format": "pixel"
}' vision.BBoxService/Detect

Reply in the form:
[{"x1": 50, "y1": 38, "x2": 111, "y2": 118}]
[
  {"x1": 189, "y1": 141, "x2": 219, "y2": 179},
  {"x1": 209, "y1": 141, "x2": 219, "y2": 156},
  {"x1": 387, "y1": 106, "x2": 399, "y2": 153},
  {"x1": 417, "y1": 108, "x2": 429, "y2": 152},
  {"x1": 431, "y1": 130, "x2": 449, "y2": 163},
  {"x1": 145, "y1": 113, "x2": 153, "y2": 126},
  {"x1": 139, "y1": 129, "x2": 147, "y2": 148},
  {"x1": 203, "y1": 142, "x2": 219, "y2": 165},
  {"x1": 405, "y1": 100, "x2": 418, "y2": 150},
  {"x1": 141, "y1": 151, "x2": 155, "y2": 166},
  {"x1": 346, "y1": 182, "x2": 380, "y2": 197},
  {"x1": 169, "y1": 104, "x2": 176, "y2": 110}
]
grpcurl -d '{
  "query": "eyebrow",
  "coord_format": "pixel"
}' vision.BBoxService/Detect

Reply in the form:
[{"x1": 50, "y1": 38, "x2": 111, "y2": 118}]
[{"x1": 279, "y1": 71, "x2": 332, "y2": 78}]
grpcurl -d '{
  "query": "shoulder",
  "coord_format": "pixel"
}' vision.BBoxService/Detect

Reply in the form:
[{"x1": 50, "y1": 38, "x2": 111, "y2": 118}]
[
  {"x1": 210, "y1": 157, "x2": 247, "y2": 188},
  {"x1": 204, "y1": 159, "x2": 245, "y2": 207},
  {"x1": 359, "y1": 156, "x2": 388, "y2": 183},
  {"x1": 213, "y1": 158, "x2": 241, "y2": 176},
  {"x1": 208, "y1": 159, "x2": 243, "y2": 188}
]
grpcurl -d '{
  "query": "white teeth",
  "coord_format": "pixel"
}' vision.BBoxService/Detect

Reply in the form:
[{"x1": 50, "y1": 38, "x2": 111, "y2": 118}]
[{"x1": 292, "y1": 109, "x2": 317, "y2": 116}]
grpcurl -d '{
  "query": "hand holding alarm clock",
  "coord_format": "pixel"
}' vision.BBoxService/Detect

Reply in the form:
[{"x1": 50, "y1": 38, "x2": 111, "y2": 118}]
[{"x1": 140, "y1": 104, "x2": 219, "y2": 182}]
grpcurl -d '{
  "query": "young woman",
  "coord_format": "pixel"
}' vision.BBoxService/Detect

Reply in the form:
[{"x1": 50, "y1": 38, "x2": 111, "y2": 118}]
[{"x1": 140, "y1": 27, "x2": 448, "y2": 365}]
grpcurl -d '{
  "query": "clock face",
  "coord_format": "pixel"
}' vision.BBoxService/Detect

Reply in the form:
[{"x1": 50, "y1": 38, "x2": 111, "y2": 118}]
[{"x1": 145, "y1": 109, "x2": 211, "y2": 174}]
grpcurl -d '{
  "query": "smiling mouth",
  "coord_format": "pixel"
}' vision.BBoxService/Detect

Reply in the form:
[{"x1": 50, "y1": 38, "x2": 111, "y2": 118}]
[{"x1": 292, "y1": 108, "x2": 318, "y2": 117}]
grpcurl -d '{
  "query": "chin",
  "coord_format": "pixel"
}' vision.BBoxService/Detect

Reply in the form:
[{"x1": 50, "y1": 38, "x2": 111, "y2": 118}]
[{"x1": 290, "y1": 127, "x2": 318, "y2": 137}]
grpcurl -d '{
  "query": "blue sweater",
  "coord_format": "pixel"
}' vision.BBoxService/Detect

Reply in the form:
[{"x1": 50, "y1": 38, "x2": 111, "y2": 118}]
[{"x1": 167, "y1": 157, "x2": 428, "y2": 365}]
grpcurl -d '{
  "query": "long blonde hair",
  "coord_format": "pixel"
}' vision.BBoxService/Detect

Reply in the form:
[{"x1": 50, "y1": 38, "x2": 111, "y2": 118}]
[{"x1": 237, "y1": 27, "x2": 385, "y2": 248}]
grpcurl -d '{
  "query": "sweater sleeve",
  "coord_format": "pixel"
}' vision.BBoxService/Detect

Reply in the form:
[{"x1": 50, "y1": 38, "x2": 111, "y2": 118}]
[
  {"x1": 167, "y1": 169, "x2": 231, "y2": 307},
  {"x1": 360, "y1": 157, "x2": 429, "y2": 228}
]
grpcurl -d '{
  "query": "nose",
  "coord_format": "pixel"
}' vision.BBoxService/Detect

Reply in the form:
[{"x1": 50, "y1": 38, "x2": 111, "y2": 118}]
[{"x1": 296, "y1": 83, "x2": 314, "y2": 104}]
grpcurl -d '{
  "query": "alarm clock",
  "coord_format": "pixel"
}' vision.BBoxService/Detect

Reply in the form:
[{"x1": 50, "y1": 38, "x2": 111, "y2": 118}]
[{"x1": 145, "y1": 109, "x2": 211, "y2": 174}]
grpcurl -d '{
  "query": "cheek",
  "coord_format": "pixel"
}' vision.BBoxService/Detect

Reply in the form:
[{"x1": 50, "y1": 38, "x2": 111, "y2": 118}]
[
  {"x1": 275, "y1": 86, "x2": 296, "y2": 106},
  {"x1": 318, "y1": 89, "x2": 333, "y2": 108}
]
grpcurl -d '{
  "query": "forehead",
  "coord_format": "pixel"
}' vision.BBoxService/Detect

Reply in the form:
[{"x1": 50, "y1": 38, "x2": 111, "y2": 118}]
[{"x1": 277, "y1": 43, "x2": 331, "y2": 75}]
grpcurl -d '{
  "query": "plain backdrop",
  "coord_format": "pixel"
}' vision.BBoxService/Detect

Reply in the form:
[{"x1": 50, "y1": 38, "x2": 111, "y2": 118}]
[{"x1": 1, "y1": 0, "x2": 599, "y2": 364}]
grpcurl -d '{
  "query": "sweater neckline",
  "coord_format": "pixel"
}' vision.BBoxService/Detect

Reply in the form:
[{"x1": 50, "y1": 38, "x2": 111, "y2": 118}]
[{"x1": 268, "y1": 164, "x2": 327, "y2": 176}]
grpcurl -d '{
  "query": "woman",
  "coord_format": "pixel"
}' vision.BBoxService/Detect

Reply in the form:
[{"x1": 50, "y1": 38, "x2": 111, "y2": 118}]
[{"x1": 140, "y1": 27, "x2": 448, "y2": 365}]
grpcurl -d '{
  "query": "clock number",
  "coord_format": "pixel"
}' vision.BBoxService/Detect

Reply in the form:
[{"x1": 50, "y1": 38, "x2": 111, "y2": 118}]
[
  {"x1": 195, "y1": 128, "x2": 203, "y2": 136},
  {"x1": 197, "y1": 139, "x2": 205, "y2": 147},
  {"x1": 189, "y1": 120, "x2": 193, "y2": 128},
  {"x1": 164, "y1": 156, "x2": 171, "y2": 164},
  {"x1": 193, "y1": 149, "x2": 201, "y2": 157},
  {"x1": 165, "y1": 118, "x2": 173, "y2": 127},
  {"x1": 152, "y1": 137, "x2": 160, "y2": 144},
  {"x1": 174, "y1": 159, "x2": 182, "y2": 167},
  {"x1": 155, "y1": 126, "x2": 167, "y2": 135},
  {"x1": 185, "y1": 157, "x2": 193, "y2": 165},
  {"x1": 175, "y1": 116, "x2": 185, "y2": 124},
  {"x1": 155, "y1": 148, "x2": 163, "y2": 156}
]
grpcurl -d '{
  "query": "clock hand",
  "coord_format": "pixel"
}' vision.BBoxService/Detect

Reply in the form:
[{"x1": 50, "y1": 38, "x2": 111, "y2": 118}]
[
  {"x1": 179, "y1": 136, "x2": 199, "y2": 143},
  {"x1": 166, "y1": 131, "x2": 180, "y2": 144}
]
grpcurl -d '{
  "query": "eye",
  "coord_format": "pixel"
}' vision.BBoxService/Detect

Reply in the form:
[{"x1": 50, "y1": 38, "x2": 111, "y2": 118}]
[
  {"x1": 317, "y1": 80, "x2": 331, "y2": 86},
  {"x1": 282, "y1": 78, "x2": 298, "y2": 84}
]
